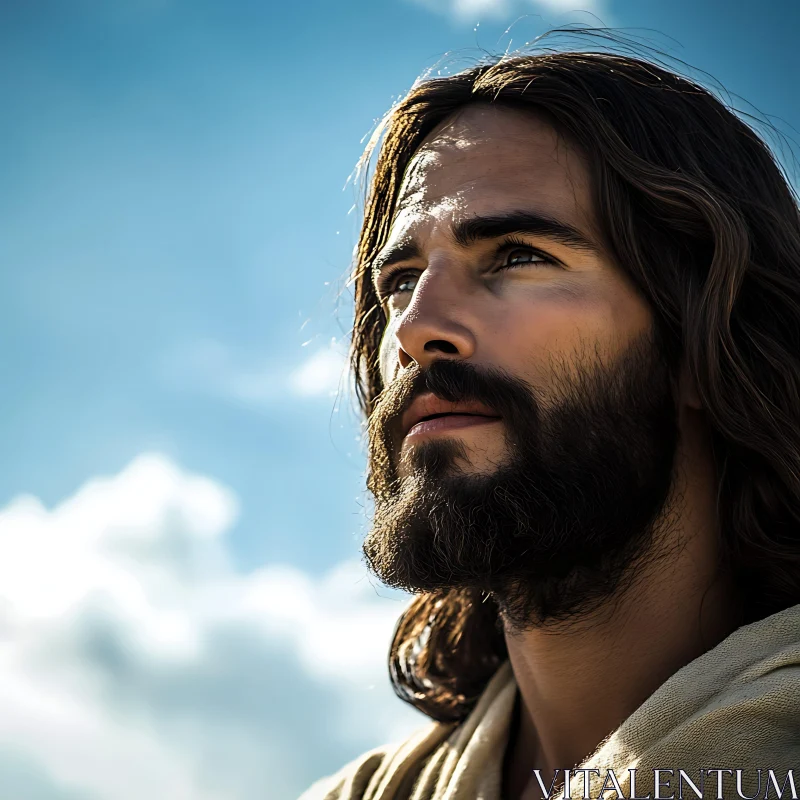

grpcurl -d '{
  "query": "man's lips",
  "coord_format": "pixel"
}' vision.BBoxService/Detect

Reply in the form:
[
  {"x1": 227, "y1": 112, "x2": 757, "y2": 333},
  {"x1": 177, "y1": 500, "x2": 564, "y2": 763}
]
[
  {"x1": 405, "y1": 413, "x2": 502, "y2": 438},
  {"x1": 400, "y1": 393, "x2": 502, "y2": 438}
]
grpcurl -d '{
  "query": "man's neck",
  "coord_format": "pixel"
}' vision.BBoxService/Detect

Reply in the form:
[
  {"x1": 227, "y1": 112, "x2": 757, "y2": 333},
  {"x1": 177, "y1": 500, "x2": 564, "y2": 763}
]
[{"x1": 501, "y1": 431, "x2": 742, "y2": 800}]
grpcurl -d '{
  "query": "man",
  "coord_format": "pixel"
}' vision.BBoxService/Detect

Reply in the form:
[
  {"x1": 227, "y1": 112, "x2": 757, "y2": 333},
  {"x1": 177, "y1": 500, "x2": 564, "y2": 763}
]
[{"x1": 300, "y1": 42, "x2": 800, "y2": 800}]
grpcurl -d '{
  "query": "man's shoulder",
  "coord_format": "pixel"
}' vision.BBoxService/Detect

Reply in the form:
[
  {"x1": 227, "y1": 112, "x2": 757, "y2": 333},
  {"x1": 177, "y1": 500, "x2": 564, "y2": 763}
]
[{"x1": 297, "y1": 721, "x2": 454, "y2": 800}]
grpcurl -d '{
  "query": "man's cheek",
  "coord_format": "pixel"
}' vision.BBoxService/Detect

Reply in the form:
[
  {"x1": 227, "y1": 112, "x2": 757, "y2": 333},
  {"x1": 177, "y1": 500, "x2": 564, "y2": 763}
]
[{"x1": 378, "y1": 316, "x2": 401, "y2": 384}]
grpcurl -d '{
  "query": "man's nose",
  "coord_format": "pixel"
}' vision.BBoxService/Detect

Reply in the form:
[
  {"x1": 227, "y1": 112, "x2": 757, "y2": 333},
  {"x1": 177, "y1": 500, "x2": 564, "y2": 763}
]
[{"x1": 393, "y1": 263, "x2": 477, "y2": 371}]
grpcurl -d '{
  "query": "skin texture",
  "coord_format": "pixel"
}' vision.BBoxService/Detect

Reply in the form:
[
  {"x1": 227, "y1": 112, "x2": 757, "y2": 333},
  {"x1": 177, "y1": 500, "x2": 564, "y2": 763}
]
[{"x1": 369, "y1": 105, "x2": 741, "y2": 799}]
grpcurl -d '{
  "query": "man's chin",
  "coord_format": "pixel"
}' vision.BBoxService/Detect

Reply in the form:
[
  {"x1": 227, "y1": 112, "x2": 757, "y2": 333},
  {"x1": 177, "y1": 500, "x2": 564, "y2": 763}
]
[
  {"x1": 362, "y1": 462, "x2": 671, "y2": 629},
  {"x1": 363, "y1": 471, "x2": 527, "y2": 595}
]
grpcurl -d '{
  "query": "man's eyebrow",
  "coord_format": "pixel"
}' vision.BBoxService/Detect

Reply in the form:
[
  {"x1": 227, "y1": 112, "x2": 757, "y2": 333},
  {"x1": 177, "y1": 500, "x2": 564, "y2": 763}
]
[
  {"x1": 371, "y1": 240, "x2": 422, "y2": 284},
  {"x1": 371, "y1": 210, "x2": 600, "y2": 285},
  {"x1": 451, "y1": 210, "x2": 600, "y2": 253}
]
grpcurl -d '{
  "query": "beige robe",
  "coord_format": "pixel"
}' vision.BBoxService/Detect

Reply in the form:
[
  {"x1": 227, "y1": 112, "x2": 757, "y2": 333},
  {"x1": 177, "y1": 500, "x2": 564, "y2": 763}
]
[{"x1": 298, "y1": 602, "x2": 800, "y2": 799}]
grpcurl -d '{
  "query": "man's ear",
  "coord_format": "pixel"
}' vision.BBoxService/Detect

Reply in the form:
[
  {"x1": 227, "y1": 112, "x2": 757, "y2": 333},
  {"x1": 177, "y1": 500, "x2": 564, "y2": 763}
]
[{"x1": 678, "y1": 358, "x2": 703, "y2": 411}]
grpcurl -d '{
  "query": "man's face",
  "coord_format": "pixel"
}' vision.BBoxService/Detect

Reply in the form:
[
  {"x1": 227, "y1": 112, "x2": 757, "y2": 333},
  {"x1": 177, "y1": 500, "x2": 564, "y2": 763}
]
[{"x1": 362, "y1": 104, "x2": 683, "y2": 629}]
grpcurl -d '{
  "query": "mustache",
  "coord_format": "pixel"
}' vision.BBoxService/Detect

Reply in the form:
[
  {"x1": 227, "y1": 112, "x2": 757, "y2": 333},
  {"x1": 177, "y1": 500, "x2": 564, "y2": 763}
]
[{"x1": 374, "y1": 359, "x2": 541, "y2": 446}]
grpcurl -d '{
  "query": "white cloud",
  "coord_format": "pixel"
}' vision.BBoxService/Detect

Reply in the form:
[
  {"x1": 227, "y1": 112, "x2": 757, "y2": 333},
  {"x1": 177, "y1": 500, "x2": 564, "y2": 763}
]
[
  {"x1": 0, "y1": 455, "x2": 425, "y2": 800},
  {"x1": 288, "y1": 345, "x2": 348, "y2": 397},
  {"x1": 159, "y1": 337, "x2": 349, "y2": 408},
  {"x1": 409, "y1": 0, "x2": 605, "y2": 21}
]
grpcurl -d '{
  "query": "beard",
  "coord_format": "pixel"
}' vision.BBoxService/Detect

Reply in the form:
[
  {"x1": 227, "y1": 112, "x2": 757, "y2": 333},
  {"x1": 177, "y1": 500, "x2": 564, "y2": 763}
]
[{"x1": 362, "y1": 326, "x2": 684, "y2": 631}]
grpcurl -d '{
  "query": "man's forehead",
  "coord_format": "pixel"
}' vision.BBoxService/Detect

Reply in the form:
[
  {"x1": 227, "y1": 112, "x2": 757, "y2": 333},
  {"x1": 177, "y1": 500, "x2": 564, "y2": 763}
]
[
  {"x1": 389, "y1": 111, "x2": 592, "y2": 245},
  {"x1": 402, "y1": 104, "x2": 565, "y2": 174}
]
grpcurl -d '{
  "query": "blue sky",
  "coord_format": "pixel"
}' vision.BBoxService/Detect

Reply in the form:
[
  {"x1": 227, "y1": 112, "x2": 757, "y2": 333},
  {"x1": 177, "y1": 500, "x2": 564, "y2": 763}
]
[{"x1": 1, "y1": 1, "x2": 798, "y2": 798}]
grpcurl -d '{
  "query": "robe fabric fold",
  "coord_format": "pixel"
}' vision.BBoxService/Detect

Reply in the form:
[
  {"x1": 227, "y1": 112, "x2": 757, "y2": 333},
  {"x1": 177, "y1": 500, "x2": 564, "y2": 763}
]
[{"x1": 298, "y1": 602, "x2": 800, "y2": 800}]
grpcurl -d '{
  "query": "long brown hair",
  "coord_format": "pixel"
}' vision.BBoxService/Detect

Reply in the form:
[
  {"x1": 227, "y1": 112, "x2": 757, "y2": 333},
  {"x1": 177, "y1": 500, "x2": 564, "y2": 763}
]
[{"x1": 346, "y1": 31, "x2": 800, "y2": 724}]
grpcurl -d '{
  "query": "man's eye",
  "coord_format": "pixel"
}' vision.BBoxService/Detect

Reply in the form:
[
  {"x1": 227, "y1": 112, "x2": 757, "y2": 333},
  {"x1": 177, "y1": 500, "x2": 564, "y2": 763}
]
[
  {"x1": 378, "y1": 269, "x2": 418, "y2": 299},
  {"x1": 377, "y1": 246, "x2": 555, "y2": 300},
  {"x1": 499, "y1": 247, "x2": 552, "y2": 269}
]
